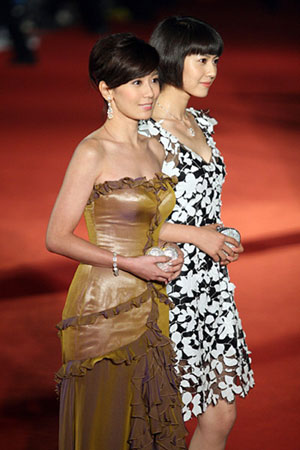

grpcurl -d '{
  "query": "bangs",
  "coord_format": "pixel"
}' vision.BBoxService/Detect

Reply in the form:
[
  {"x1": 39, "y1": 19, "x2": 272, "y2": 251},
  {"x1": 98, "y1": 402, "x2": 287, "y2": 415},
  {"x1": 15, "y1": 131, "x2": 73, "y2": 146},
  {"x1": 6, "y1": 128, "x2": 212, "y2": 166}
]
[
  {"x1": 182, "y1": 23, "x2": 224, "y2": 57},
  {"x1": 187, "y1": 40, "x2": 223, "y2": 57}
]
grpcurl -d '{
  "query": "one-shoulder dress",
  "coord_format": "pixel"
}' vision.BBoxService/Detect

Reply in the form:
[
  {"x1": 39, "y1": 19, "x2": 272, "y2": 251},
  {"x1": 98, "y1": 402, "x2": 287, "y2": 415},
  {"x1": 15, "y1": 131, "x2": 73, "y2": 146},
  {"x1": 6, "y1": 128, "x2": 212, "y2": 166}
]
[
  {"x1": 55, "y1": 173, "x2": 187, "y2": 449},
  {"x1": 139, "y1": 110, "x2": 254, "y2": 421}
]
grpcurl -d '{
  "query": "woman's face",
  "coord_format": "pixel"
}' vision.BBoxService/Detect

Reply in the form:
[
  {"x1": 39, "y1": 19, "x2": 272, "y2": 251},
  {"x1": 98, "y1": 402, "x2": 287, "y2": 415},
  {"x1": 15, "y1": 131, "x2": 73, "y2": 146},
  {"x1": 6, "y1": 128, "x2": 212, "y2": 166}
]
[
  {"x1": 182, "y1": 54, "x2": 219, "y2": 98},
  {"x1": 111, "y1": 71, "x2": 160, "y2": 120}
]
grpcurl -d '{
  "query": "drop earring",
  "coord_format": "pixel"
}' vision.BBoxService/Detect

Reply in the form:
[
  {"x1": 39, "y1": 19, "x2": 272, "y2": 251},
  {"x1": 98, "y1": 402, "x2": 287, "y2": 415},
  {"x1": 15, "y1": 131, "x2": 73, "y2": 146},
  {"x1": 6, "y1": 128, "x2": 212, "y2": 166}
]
[{"x1": 107, "y1": 96, "x2": 113, "y2": 119}]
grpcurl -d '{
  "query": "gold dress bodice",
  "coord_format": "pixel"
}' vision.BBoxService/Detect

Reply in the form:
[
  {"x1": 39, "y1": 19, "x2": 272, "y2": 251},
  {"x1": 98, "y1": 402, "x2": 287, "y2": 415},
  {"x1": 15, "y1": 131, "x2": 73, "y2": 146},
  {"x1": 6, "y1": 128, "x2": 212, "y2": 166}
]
[{"x1": 57, "y1": 173, "x2": 177, "y2": 368}]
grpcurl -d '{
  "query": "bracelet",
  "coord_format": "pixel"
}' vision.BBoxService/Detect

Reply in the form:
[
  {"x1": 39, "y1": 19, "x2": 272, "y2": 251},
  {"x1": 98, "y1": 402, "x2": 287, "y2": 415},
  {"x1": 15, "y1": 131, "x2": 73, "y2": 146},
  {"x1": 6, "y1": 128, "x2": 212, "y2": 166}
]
[{"x1": 112, "y1": 252, "x2": 119, "y2": 277}]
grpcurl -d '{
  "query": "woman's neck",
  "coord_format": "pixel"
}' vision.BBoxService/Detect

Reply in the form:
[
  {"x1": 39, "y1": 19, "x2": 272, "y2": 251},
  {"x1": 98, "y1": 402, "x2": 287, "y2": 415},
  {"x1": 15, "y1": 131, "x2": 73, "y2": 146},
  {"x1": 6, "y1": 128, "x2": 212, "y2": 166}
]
[
  {"x1": 103, "y1": 114, "x2": 140, "y2": 147},
  {"x1": 153, "y1": 85, "x2": 191, "y2": 120}
]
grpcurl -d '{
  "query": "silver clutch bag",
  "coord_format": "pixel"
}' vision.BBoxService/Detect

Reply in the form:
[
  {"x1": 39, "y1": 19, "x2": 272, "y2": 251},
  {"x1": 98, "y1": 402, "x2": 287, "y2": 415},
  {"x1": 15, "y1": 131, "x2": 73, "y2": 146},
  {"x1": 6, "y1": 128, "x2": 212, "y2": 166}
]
[
  {"x1": 216, "y1": 226, "x2": 241, "y2": 248},
  {"x1": 146, "y1": 246, "x2": 178, "y2": 271}
]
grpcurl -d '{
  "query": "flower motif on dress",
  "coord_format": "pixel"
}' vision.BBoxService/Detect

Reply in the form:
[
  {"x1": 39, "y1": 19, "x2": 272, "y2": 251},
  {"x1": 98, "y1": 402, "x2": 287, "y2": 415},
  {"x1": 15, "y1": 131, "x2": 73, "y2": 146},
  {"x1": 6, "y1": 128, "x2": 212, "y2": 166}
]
[
  {"x1": 163, "y1": 159, "x2": 180, "y2": 178},
  {"x1": 219, "y1": 375, "x2": 243, "y2": 402},
  {"x1": 176, "y1": 271, "x2": 199, "y2": 298},
  {"x1": 138, "y1": 109, "x2": 255, "y2": 420},
  {"x1": 170, "y1": 206, "x2": 188, "y2": 223},
  {"x1": 176, "y1": 172, "x2": 199, "y2": 199}
]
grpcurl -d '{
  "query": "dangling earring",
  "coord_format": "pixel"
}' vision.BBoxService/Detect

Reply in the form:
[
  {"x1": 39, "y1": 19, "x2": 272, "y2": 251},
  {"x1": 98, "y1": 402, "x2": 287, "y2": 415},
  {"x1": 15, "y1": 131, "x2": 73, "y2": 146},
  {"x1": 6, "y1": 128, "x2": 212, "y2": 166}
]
[{"x1": 107, "y1": 96, "x2": 113, "y2": 119}]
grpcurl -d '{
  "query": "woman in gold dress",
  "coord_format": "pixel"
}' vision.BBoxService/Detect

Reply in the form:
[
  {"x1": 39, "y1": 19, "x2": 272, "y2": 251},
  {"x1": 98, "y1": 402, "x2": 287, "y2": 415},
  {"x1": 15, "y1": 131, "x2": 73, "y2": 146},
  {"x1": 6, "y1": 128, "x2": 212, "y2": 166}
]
[{"x1": 46, "y1": 33, "x2": 186, "y2": 450}]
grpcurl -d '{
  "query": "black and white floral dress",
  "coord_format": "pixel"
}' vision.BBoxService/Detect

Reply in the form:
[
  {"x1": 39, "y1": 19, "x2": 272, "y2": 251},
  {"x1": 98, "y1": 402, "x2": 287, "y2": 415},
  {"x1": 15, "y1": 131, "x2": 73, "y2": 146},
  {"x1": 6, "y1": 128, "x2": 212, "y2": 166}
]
[{"x1": 139, "y1": 108, "x2": 254, "y2": 421}]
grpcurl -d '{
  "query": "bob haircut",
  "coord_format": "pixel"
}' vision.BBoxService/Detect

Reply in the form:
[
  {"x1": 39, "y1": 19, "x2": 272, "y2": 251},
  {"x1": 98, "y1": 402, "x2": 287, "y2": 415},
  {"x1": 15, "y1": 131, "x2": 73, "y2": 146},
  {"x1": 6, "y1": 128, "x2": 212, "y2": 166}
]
[
  {"x1": 89, "y1": 33, "x2": 159, "y2": 93},
  {"x1": 150, "y1": 16, "x2": 223, "y2": 88}
]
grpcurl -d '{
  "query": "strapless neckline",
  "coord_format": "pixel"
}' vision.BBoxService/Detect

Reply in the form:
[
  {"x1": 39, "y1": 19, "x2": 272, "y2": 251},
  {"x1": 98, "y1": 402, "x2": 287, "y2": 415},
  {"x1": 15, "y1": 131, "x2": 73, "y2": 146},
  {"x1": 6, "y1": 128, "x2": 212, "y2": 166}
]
[
  {"x1": 90, "y1": 172, "x2": 177, "y2": 199},
  {"x1": 94, "y1": 171, "x2": 172, "y2": 189}
]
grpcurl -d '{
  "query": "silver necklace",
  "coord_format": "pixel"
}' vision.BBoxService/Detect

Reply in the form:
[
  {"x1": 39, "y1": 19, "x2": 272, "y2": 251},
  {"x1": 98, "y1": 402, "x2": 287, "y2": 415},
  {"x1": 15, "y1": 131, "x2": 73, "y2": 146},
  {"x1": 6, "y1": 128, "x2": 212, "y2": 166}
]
[{"x1": 157, "y1": 101, "x2": 195, "y2": 137}]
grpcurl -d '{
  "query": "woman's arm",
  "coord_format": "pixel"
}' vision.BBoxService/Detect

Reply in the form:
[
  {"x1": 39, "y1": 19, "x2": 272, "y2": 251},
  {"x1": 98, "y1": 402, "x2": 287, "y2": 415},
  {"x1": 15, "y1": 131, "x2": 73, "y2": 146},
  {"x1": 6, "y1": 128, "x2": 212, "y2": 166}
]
[
  {"x1": 46, "y1": 139, "x2": 175, "y2": 283},
  {"x1": 46, "y1": 138, "x2": 107, "y2": 265},
  {"x1": 159, "y1": 222, "x2": 243, "y2": 264}
]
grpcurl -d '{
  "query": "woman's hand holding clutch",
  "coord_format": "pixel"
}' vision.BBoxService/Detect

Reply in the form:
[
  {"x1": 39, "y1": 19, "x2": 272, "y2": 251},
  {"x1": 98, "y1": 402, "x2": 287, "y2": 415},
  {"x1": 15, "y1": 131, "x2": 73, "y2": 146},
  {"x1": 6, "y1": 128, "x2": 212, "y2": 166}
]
[
  {"x1": 146, "y1": 244, "x2": 184, "y2": 282},
  {"x1": 119, "y1": 254, "x2": 175, "y2": 284}
]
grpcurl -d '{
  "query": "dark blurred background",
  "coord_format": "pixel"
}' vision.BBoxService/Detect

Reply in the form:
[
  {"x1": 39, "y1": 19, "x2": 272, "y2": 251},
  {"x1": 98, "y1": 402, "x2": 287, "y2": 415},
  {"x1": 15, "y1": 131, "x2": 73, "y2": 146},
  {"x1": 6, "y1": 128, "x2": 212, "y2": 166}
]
[
  {"x1": 1, "y1": 0, "x2": 299, "y2": 63},
  {"x1": 0, "y1": 1, "x2": 299, "y2": 449}
]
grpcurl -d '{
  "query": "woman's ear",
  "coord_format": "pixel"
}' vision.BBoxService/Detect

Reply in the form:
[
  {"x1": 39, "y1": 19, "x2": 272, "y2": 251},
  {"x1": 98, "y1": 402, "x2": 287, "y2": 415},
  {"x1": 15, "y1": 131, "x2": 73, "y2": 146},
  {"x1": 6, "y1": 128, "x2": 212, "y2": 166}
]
[{"x1": 98, "y1": 81, "x2": 112, "y2": 101}]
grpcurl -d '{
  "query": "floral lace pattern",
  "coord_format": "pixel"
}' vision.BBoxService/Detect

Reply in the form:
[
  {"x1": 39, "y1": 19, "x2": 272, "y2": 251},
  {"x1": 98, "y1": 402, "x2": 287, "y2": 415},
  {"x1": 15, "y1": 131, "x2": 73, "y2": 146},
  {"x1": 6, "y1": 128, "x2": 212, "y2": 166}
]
[{"x1": 139, "y1": 109, "x2": 254, "y2": 421}]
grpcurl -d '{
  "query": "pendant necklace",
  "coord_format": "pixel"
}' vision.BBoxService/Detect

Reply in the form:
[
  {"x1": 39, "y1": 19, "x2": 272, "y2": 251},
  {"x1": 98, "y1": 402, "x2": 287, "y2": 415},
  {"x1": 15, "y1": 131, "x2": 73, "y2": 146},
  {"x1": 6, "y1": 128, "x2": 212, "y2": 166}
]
[{"x1": 157, "y1": 101, "x2": 195, "y2": 137}]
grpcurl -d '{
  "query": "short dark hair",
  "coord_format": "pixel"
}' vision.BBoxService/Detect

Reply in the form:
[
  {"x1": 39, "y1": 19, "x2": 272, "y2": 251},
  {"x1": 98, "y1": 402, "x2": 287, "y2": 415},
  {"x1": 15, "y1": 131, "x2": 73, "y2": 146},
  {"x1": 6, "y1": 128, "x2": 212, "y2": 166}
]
[
  {"x1": 89, "y1": 33, "x2": 159, "y2": 90},
  {"x1": 150, "y1": 16, "x2": 223, "y2": 88}
]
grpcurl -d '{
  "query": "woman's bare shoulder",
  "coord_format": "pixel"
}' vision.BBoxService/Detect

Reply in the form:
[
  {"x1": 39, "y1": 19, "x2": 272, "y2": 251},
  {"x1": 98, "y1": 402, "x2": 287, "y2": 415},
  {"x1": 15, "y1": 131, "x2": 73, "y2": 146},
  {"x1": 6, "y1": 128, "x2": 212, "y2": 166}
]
[{"x1": 72, "y1": 129, "x2": 109, "y2": 165}]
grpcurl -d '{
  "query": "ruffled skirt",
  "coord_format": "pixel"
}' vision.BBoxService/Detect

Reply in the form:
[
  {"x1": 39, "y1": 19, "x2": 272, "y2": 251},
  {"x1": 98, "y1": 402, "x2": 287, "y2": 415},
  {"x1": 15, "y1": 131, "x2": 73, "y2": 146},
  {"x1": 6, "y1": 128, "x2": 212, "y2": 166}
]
[{"x1": 56, "y1": 301, "x2": 187, "y2": 450}]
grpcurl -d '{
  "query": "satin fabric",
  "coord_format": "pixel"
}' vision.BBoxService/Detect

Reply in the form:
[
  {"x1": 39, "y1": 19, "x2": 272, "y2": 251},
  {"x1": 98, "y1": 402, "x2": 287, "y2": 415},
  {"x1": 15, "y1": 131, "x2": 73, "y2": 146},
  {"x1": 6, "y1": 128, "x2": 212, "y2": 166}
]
[
  {"x1": 55, "y1": 173, "x2": 187, "y2": 450},
  {"x1": 58, "y1": 174, "x2": 174, "y2": 363}
]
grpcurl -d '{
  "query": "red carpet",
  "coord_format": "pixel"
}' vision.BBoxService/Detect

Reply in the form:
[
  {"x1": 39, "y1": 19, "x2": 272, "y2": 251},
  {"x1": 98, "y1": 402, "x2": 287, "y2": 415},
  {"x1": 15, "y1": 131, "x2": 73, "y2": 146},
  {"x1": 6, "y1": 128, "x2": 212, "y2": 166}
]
[{"x1": 1, "y1": 1, "x2": 299, "y2": 449}]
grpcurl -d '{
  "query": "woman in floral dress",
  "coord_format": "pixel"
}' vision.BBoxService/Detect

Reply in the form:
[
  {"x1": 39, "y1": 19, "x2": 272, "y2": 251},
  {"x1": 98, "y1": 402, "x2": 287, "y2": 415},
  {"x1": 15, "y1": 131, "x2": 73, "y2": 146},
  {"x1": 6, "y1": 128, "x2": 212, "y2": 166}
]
[{"x1": 139, "y1": 16, "x2": 254, "y2": 450}]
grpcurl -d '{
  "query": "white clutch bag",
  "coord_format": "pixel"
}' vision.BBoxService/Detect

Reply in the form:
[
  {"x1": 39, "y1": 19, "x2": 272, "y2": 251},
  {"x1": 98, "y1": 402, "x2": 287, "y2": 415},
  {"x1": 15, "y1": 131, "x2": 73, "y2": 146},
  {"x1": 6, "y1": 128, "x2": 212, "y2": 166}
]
[
  {"x1": 216, "y1": 226, "x2": 241, "y2": 248},
  {"x1": 146, "y1": 246, "x2": 178, "y2": 271}
]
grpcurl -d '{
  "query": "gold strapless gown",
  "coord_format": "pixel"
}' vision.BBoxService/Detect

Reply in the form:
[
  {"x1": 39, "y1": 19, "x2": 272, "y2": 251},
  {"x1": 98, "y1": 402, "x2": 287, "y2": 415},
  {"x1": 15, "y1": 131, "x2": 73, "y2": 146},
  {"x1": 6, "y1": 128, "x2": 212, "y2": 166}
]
[{"x1": 55, "y1": 173, "x2": 186, "y2": 450}]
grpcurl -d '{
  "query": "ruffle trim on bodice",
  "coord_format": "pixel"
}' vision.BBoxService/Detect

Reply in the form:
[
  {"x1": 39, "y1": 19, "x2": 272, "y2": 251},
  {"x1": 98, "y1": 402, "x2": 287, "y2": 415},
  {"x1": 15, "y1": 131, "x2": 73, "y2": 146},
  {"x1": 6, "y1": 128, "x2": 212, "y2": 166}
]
[
  {"x1": 56, "y1": 300, "x2": 187, "y2": 449},
  {"x1": 89, "y1": 172, "x2": 177, "y2": 201},
  {"x1": 87, "y1": 171, "x2": 176, "y2": 254},
  {"x1": 85, "y1": 172, "x2": 177, "y2": 254},
  {"x1": 56, "y1": 283, "x2": 174, "y2": 333}
]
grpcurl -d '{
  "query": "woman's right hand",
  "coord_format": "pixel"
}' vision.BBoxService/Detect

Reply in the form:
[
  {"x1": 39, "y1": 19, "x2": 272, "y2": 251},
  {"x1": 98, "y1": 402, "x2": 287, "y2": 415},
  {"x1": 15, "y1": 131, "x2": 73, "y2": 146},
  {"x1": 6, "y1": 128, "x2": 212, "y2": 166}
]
[
  {"x1": 191, "y1": 224, "x2": 242, "y2": 263},
  {"x1": 119, "y1": 255, "x2": 174, "y2": 284}
]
